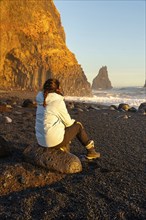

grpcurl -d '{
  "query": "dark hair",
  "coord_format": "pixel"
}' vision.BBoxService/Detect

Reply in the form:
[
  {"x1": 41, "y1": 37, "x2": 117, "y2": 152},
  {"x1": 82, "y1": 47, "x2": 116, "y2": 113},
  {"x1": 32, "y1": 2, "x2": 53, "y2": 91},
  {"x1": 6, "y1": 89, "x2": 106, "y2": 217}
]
[{"x1": 43, "y1": 78, "x2": 62, "y2": 107}]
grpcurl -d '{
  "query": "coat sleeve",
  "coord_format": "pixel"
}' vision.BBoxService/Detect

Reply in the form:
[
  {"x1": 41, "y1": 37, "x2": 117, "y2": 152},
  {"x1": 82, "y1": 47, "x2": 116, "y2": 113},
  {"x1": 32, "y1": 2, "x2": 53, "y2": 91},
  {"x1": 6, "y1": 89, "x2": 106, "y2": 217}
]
[{"x1": 58, "y1": 100, "x2": 75, "y2": 127}]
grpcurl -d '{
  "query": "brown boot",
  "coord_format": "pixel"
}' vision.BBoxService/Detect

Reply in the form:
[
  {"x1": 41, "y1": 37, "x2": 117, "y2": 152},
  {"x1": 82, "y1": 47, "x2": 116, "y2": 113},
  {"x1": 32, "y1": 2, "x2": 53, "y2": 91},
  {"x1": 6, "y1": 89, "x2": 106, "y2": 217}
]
[{"x1": 86, "y1": 140, "x2": 100, "y2": 159}]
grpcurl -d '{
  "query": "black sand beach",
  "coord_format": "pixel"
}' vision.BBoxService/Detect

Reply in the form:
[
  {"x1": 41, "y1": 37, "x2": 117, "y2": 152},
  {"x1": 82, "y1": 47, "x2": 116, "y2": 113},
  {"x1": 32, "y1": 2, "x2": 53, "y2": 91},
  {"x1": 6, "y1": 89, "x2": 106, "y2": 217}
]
[{"x1": 0, "y1": 91, "x2": 146, "y2": 220}]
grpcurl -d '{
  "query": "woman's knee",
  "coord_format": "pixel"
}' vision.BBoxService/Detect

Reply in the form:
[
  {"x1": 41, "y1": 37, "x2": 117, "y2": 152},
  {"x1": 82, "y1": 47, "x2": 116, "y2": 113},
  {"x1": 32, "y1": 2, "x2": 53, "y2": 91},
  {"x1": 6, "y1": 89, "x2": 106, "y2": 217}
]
[{"x1": 75, "y1": 121, "x2": 84, "y2": 129}]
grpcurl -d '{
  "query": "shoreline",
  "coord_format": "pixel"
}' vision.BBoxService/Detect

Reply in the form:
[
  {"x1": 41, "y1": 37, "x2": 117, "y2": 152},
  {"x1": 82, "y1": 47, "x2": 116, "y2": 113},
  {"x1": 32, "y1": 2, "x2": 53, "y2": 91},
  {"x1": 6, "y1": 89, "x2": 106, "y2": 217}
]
[{"x1": 0, "y1": 89, "x2": 145, "y2": 109}]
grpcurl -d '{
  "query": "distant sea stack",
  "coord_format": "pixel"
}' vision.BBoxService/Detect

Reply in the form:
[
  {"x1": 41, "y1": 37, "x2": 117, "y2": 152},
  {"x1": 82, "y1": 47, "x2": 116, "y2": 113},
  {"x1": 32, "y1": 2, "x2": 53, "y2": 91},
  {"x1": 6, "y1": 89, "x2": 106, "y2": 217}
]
[
  {"x1": 0, "y1": 0, "x2": 92, "y2": 96},
  {"x1": 144, "y1": 80, "x2": 146, "y2": 87},
  {"x1": 92, "y1": 66, "x2": 113, "y2": 90}
]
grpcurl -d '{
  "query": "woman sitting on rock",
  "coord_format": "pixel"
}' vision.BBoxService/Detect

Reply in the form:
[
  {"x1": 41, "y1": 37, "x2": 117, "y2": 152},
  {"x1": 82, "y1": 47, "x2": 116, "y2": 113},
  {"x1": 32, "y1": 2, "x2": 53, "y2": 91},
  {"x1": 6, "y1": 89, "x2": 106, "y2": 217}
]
[{"x1": 35, "y1": 78, "x2": 100, "y2": 160}]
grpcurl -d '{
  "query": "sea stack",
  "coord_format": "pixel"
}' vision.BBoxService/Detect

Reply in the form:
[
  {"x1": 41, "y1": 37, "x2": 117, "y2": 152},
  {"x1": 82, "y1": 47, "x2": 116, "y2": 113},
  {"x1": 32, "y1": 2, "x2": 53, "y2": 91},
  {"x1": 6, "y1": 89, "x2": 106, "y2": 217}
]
[
  {"x1": 0, "y1": 0, "x2": 92, "y2": 96},
  {"x1": 144, "y1": 80, "x2": 146, "y2": 87},
  {"x1": 92, "y1": 66, "x2": 113, "y2": 90}
]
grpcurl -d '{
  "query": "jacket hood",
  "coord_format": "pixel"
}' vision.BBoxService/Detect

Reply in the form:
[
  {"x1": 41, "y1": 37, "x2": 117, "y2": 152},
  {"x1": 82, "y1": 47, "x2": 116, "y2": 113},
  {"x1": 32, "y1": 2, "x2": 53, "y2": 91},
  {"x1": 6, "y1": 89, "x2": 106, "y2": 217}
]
[
  {"x1": 36, "y1": 91, "x2": 64, "y2": 105},
  {"x1": 46, "y1": 93, "x2": 64, "y2": 104}
]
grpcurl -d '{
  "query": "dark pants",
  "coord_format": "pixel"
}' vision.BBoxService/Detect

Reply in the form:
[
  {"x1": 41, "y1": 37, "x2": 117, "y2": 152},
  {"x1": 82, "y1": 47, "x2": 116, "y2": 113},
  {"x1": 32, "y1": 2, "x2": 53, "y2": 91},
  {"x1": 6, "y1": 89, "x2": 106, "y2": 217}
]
[{"x1": 54, "y1": 121, "x2": 90, "y2": 149}]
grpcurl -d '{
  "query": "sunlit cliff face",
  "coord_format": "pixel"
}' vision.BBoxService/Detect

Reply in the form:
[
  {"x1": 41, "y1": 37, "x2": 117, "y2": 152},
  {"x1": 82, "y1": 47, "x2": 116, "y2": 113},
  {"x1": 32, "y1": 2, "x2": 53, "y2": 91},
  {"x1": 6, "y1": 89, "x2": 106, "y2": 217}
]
[{"x1": 0, "y1": 0, "x2": 92, "y2": 96}]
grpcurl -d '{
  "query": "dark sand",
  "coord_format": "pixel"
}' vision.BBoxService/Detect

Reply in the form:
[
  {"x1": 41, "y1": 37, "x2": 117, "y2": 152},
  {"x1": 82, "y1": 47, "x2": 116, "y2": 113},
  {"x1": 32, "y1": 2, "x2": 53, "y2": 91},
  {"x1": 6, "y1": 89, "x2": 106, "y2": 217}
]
[{"x1": 0, "y1": 91, "x2": 146, "y2": 220}]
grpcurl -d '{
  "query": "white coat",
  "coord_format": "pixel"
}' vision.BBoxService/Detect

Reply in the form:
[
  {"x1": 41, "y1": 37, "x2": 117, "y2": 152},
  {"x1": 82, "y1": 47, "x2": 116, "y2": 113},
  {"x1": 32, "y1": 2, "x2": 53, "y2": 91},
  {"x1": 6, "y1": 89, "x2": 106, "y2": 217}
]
[{"x1": 35, "y1": 92, "x2": 75, "y2": 147}]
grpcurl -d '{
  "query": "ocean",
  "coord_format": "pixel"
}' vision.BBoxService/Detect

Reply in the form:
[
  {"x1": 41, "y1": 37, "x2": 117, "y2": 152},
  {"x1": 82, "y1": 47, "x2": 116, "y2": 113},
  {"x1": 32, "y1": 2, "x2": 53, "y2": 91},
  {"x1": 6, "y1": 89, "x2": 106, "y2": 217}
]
[{"x1": 65, "y1": 86, "x2": 146, "y2": 109}]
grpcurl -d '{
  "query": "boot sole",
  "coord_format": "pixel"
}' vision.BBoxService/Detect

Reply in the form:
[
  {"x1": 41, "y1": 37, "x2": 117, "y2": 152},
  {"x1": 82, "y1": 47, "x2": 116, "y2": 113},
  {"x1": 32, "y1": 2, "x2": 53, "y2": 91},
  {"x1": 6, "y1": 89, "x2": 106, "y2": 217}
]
[{"x1": 85, "y1": 155, "x2": 100, "y2": 160}]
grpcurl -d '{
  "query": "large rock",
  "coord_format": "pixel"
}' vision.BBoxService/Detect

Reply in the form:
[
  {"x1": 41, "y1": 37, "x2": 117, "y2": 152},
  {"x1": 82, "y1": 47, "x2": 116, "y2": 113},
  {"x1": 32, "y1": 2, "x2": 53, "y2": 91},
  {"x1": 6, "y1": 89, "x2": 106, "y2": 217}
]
[
  {"x1": 118, "y1": 103, "x2": 130, "y2": 111},
  {"x1": 23, "y1": 145, "x2": 82, "y2": 174},
  {"x1": 144, "y1": 81, "x2": 146, "y2": 87},
  {"x1": 138, "y1": 102, "x2": 146, "y2": 112},
  {"x1": 22, "y1": 99, "x2": 36, "y2": 108},
  {"x1": 92, "y1": 66, "x2": 113, "y2": 90},
  {"x1": 0, "y1": 0, "x2": 92, "y2": 96}
]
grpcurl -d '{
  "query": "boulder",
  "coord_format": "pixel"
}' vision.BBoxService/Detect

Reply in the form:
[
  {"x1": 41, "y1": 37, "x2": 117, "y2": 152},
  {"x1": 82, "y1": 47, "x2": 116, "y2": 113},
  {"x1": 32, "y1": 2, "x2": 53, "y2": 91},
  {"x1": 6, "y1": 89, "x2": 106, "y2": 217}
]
[
  {"x1": 23, "y1": 145, "x2": 82, "y2": 174},
  {"x1": 118, "y1": 103, "x2": 130, "y2": 111},
  {"x1": 92, "y1": 66, "x2": 113, "y2": 90},
  {"x1": 22, "y1": 99, "x2": 36, "y2": 108},
  {"x1": 138, "y1": 102, "x2": 146, "y2": 112}
]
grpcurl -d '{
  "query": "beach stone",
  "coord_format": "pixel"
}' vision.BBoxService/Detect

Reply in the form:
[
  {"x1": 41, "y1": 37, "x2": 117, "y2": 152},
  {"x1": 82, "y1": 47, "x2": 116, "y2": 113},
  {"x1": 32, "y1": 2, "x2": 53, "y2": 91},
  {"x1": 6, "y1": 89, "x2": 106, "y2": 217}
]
[
  {"x1": 138, "y1": 102, "x2": 146, "y2": 112},
  {"x1": 14, "y1": 111, "x2": 22, "y2": 115},
  {"x1": 88, "y1": 105, "x2": 100, "y2": 110},
  {"x1": 5, "y1": 98, "x2": 14, "y2": 105},
  {"x1": 66, "y1": 102, "x2": 75, "y2": 109},
  {"x1": 128, "y1": 107, "x2": 137, "y2": 112},
  {"x1": 109, "y1": 105, "x2": 118, "y2": 110},
  {"x1": 0, "y1": 136, "x2": 11, "y2": 158},
  {"x1": 23, "y1": 145, "x2": 82, "y2": 174},
  {"x1": 0, "y1": 104, "x2": 11, "y2": 112},
  {"x1": 5, "y1": 116, "x2": 12, "y2": 123},
  {"x1": 17, "y1": 175, "x2": 26, "y2": 184},
  {"x1": 118, "y1": 103, "x2": 130, "y2": 111},
  {"x1": 76, "y1": 107, "x2": 84, "y2": 112},
  {"x1": 6, "y1": 104, "x2": 12, "y2": 109},
  {"x1": 123, "y1": 115, "x2": 129, "y2": 119},
  {"x1": 22, "y1": 99, "x2": 36, "y2": 108}
]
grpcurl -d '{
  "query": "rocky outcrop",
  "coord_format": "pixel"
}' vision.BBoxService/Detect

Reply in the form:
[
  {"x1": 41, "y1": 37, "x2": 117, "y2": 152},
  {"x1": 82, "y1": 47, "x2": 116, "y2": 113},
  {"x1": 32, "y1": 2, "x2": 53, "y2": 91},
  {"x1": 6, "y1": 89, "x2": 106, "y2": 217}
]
[
  {"x1": 144, "y1": 81, "x2": 146, "y2": 87},
  {"x1": 0, "y1": 0, "x2": 92, "y2": 96},
  {"x1": 92, "y1": 66, "x2": 113, "y2": 90}
]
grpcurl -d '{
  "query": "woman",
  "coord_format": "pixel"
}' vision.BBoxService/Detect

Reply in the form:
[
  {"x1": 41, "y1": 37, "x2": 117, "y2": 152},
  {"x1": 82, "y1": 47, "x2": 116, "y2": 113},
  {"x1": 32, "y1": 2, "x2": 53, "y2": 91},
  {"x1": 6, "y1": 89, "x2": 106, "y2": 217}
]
[{"x1": 35, "y1": 78, "x2": 100, "y2": 159}]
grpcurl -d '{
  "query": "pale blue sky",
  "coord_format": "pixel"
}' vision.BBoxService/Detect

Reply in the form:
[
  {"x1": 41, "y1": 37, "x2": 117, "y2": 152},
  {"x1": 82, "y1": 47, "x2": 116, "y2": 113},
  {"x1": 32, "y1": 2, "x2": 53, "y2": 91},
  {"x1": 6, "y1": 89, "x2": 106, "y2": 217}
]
[{"x1": 54, "y1": 0, "x2": 145, "y2": 87}]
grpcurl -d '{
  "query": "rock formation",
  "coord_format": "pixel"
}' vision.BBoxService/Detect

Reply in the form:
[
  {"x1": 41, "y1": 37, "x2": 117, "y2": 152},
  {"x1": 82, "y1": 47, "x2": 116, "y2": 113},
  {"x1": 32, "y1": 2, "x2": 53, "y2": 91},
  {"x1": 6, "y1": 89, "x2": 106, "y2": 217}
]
[
  {"x1": 0, "y1": 0, "x2": 92, "y2": 96},
  {"x1": 92, "y1": 66, "x2": 113, "y2": 90},
  {"x1": 144, "y1": 80, "x2": 146, "y2": 87}
]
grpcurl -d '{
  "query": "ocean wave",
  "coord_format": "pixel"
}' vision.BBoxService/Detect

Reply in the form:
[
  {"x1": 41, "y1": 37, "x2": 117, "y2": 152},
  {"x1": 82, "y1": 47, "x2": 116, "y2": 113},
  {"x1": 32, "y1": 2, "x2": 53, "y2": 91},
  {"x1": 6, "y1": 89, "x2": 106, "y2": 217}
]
[{"x1": 65, "y1": 87, "x2": 146, "y2": 108}]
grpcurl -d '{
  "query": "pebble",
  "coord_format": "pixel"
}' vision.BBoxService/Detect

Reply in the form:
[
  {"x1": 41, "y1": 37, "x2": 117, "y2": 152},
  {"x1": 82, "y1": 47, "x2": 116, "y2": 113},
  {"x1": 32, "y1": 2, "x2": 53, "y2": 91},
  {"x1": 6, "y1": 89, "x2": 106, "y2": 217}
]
[
  {"x1": 17, "y1": 175, "x2": 26, "y2": 184},
  {"x1": 6, "y1": 104, "x2": 12, "y2": 109},
  {"x1": 110, "y1": 107, "x2": 116, "y2": 110},
  {"x1": 6, "y1": 173, "x2": 13, "y2": 179},
  {"x1": 3, "y1": 183, "x2": 7, "y2": 188},
  {"x1": 88, "y1": 105, "x2": 100, "y2": 110},
  {"x1": 78, "y1": 108, "x2": 84, "y2": 112},
  {"x1": 14, "y1": 111, "x2": 22, "y2": 115},
  {"x1": 5, "y1": 116, "x2": 12, "y2": 123},
  {"x1": 35, "y1": 171, "x2": 42, "y2": 176}
]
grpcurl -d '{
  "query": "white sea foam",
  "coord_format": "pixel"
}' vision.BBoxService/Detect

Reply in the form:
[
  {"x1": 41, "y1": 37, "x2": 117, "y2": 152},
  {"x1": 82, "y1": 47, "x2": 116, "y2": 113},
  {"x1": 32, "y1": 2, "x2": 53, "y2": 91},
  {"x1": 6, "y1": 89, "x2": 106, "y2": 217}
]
[{"x1": 65, "y1": 87, "x2": 146, "y2": 108}]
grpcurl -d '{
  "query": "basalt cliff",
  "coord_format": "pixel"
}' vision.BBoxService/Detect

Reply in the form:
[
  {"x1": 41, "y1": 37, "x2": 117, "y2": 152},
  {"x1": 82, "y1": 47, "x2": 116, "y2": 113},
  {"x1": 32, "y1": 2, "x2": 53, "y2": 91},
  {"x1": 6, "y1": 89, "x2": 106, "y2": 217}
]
[
  {"x1": 92, "y1": 66, "x2": 113, "y2": 90},
  {"x1": 0, "y1": 0, "x2": 92, "y2": 96}
]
